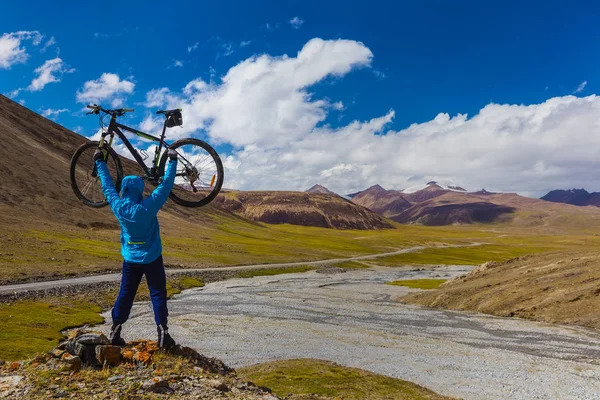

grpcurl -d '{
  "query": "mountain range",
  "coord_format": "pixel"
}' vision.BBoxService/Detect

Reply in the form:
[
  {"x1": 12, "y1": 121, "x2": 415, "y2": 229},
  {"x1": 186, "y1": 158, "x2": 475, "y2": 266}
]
[
  {"x1": 541, "y1": 189, "x2": 600, "y2": 207},
  {"x1": 0, "y1": 95, "x2": 390, "y2": 231},
  {"x1": 2, "y1": 93, "x2": 599, "y2": 232}
]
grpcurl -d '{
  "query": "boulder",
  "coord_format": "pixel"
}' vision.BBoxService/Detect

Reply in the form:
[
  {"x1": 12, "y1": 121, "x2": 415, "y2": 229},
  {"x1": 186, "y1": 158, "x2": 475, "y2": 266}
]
[
  {"x1": 75, "y1": 333, "x2": 109, "y2": 345},
  {"x1": 95, "y1": 345, "x2": 121, "y2": 368},
  {"x1": 60, "y1": 354, "x2": 82, "y2": 371},
  {"x1": 65, "y1": 341, "x2": 86, "y2": 358}
]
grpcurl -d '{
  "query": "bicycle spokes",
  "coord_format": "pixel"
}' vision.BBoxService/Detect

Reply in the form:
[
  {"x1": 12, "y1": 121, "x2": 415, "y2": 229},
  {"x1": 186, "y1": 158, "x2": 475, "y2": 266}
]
[{"x1": 171, "y1": 144, "x2": 220, "y2": 200}]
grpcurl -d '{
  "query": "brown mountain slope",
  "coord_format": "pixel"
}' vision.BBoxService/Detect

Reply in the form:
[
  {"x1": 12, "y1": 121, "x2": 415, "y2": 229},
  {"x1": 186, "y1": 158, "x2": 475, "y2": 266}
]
[
  {"x1": 392, "y1": 199, "x2": 515, "y2": 225},
  {"x1": 214, "y1": 191, "x2": 394, "y2": 229},
  {"x1": 0, "y1": 95, "x2": 401, "y2": 283},
  {"x1": 351, "y1": 180, "x2": 600, "y2": 227},
  {"x1": 402, "y1": 250, "x2": 600, "y2": 330},
  {"x1": 541, "y1": 188, "x2": 600, "y2": 207},
  {"x1": 306, "y1": 184, "x2": 336, "y2": 195},
  {"x1": 0, "y1": 94, "x2": 223, "y2": 228},
  {"x1": 350, "y1": 185, "x2": 412, "y2": 218},
  {"x1": 0, "y1": 95, "x2": 388, "y2": 231}
]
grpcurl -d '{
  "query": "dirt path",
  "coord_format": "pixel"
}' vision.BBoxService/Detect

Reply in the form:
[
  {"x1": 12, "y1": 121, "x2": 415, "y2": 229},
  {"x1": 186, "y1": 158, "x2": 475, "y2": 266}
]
[
  {"x1": 98, "y1": 267, "x2": 600, "y2": 400},
  {"x1": 0, "y1": 245, "x2": 433, "y2": 294}
]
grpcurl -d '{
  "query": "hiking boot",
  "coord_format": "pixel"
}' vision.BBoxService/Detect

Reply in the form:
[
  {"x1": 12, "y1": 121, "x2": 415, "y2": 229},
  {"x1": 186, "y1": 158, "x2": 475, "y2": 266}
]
[
  {"x1": 157, "y1": 324, "x2": 176, "y2": 349},
  {"x1": 109, "y1": 324, "x2": 126, "y2": 346}
]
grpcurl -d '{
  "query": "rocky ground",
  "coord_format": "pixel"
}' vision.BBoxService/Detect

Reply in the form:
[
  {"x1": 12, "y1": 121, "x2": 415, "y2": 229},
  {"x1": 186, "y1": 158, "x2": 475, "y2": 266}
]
[
  {"x1": 0, "y1": 329, "x2": 278, "y2": 399},
  {"x1": 98, "y1": 266, "x2": 600, "y2": 400}
]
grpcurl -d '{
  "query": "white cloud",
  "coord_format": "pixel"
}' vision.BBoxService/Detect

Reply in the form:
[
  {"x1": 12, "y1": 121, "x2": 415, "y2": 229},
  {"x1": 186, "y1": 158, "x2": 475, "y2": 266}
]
[
  {"x1": 0, "y1": 30, "x2": 43, "y2": 69},
  {"x1": 40, "y1": 107, "x2": 69, "y2": 118},
  {"x1": 187, "y1": 42, "x2": 199, "y2": 53},
  {"x1": 331, "y1": 101, "x2": 344, "y2": 110},
  {"x1": 40, "y1": 36, "x2": 56, "y2": 52},
  {"x1": 144, "y1": 38, "x2": 373, "y2": 147},
  {"x1": 140, "y1": 38, "x2": 600, "y2": 196},
  {"x1": 76, "y1": 73, "x2": 135, "y2": 106},
  {"x1": 373, "y1": 69, "x2": 386, "y2": 79},
  {"x1": 7, "y1": 88, "x2": 22, "y2": 98},
  {"x1": 221, "y1": 42, "x2": 234, "y2": 57},
  {"x1": 265, "y1": 23, "x2": 281, "y2": 31},
  {"x1": 171, "y1": 60, "x2": 184, "y2": 68},
  {"x1": 240, "y1": 40, "x2": 252, "y2": 47},
  {"x1": 223, "y1": 95, "x2": 600, "y2": 196},
  {"x1": 27, "y1": 58, "x2": 74, "y2": 91},
  {"x1": 139, "y1": 113, "x2": 163, "y2": 135},
  {"x1": 289, "y1": 17, "x2": 304, "y2": 29},
  {"x1": 574, "y1": 80, "x2": 587, "y2": 94}
]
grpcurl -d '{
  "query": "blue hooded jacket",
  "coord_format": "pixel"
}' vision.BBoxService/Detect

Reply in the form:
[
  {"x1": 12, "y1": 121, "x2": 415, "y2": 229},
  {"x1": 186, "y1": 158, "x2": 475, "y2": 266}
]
[{"x1": 96, "y1": 159, "x2": 177, "y2": 264}]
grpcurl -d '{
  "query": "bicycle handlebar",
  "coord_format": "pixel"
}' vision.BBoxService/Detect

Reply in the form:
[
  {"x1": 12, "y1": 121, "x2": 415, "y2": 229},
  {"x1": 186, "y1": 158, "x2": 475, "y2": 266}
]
[{"x1": 86, "y1": 104, "x2": 134, "y2": 117}]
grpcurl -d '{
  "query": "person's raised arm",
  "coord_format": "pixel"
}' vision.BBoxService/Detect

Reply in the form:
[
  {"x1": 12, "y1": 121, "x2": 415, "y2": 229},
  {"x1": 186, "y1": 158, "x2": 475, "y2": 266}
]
[
  {"x1": 143, "y1": 149, "x2": 178, "y2": 215},
  {"x1": 94, "y1": 150, "x2": 120, "y2": 211}
]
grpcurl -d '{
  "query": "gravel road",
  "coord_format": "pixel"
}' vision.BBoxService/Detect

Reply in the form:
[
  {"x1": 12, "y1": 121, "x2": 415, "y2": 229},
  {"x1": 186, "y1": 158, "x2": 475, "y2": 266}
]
[
  {"x1": 98, "y1": 266, "x2": 600, "y2": 400},
  {"x1": 0, "y1": 246, "x2": 430, "y2": 295}
]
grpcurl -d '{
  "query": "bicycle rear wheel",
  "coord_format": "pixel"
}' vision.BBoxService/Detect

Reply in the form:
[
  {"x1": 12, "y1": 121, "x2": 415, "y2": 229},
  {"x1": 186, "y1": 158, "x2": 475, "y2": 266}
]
[
  {"x1": 70, "y1": 141, "x2": 123, "y2": 208},
  {"x1": 158, "y1": 138, "x2": 224, "y2": 207}
]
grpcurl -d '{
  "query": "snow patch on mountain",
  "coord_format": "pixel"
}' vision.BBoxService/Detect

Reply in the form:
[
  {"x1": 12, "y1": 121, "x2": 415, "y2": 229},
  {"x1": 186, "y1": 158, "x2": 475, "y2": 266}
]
[{"x1": 402, "y1": 180, "x2": 467, "y2": 194}]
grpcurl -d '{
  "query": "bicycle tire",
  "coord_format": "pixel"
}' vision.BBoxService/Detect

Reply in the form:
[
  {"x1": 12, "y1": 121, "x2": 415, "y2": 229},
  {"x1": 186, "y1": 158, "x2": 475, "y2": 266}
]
[
  {"x1": 70, "y1": 141, "x2": 123, "y2": 208},
  {"x1": 157, "y1": 138, "x2": 224, "y2": 207}
]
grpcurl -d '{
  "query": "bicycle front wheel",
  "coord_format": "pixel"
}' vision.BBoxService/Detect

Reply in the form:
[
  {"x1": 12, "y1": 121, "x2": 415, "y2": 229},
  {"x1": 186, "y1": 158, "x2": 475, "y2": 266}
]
[
  {"x1": 158, "y1": 138, "x2": 224, "y2": 207},
  {"x1": 70, "y1": 141, "x2": 123, "y2": 208}
]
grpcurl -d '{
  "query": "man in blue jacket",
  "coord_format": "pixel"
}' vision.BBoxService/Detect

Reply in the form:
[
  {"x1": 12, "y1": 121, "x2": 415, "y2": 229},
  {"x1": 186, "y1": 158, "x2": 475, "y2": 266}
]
[{"x1": 94, "y1": 148, "x2": 178, "y2": 349}]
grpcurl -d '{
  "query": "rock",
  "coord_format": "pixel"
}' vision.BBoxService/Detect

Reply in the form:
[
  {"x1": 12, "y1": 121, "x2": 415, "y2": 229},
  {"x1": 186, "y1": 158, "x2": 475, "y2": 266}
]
[
  {"x1": 67, "y1": 329, "x2": 83, "y2": 340},
  {"x1": 75, "y1": 333, "x2": 109, "y2": 345},
  {"x1": 82, "y1": 345, "x2": 101, "y2": 367},
  {"x1": 53, "y1": 390, "x2": 67, "y2": 398},
  {"x1": 55, "y1": 341, "x2": 68, "y2": 350},
  {"x1": 60, "y1": 354, "x2": 82, "y2": 371},
  {"x1": 49, "y1": 348, "x2": 66, "y2": 358},
  {"x1": 208, "y1": 379, "x2": 230, "y2": 392},
  {"x1": 95, "y1": 345, "x2": 121, "y2": 368},
  {"x1": 0, "y1": 360, "x2": 4, "y2": 366},
  {"x1": 0, "y1": 375, "x2": 22, "y2": 389},
  {"x1": 65, "y1": 341, "x2": 86, "y2": 358},
  {"x1": 141, "y1": 378, "x2": 172, "y2": 394},
  {"x1": 107, "y1": 375, "x2": 124, "y2": 382}
]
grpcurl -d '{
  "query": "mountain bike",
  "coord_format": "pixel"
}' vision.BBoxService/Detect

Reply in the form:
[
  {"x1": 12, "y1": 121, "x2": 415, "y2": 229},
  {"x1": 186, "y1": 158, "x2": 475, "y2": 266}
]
[{"x1": 70, "y1": 105, "x2": 224, "y2": 208}]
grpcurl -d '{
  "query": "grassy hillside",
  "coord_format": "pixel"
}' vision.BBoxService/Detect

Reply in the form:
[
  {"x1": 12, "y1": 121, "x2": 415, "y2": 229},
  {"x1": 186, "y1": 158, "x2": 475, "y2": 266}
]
[
  {"x1": 238, "y1": 359, "x2": 454, "y2": 400},
  {"x1": 402, "y1": 249, "x2": 600, "y2": 330}
]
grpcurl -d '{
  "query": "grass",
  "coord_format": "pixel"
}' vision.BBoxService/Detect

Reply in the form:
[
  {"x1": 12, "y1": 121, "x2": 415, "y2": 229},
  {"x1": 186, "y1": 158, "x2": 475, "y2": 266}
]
[
  {"x1": 0, "y1": 275, "x2": 205, "y2": 361},
  {"x1": 331, "y1": 261, "x2": 371, "y2": 269},
  {"x1": 237, "y1": 358, "x2": 453, "y2": 400},
  {"x1": 0, "y1": 212, "x2": 497, "y2": 283},
  {"x1": 387, "y1": 279, "x2": 447, "y2": 290},
  {"x1": 166, "y1": 276, "x2": 205, "y2": 296},
  {"x1": 372, "y1": 243, "x2": 553, "y2": 266},
  {"x1": 237, "y1": 266, "x2": 316, "y2": 278},
  {"x1": 0, "y1": 299, "x2": 104, "y2": 361}
]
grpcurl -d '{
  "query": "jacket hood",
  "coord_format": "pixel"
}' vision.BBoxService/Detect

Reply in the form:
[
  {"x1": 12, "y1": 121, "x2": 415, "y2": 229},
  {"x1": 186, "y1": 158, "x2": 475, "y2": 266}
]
[{"x1": 121, "y1": 175, "x2": 144, "y2": 202}]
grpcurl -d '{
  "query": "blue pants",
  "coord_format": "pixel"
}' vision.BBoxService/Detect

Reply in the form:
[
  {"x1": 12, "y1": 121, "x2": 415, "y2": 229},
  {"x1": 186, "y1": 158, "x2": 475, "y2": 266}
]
[{"x1": 111, "y1": 255, "x2": 168, "y2": 326}]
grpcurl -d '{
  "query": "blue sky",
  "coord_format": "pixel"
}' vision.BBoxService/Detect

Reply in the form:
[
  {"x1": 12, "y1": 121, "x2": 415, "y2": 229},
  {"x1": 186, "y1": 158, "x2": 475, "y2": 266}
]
[{"x1": 2, "y1": 1, "x2": 600, "y2": 195}]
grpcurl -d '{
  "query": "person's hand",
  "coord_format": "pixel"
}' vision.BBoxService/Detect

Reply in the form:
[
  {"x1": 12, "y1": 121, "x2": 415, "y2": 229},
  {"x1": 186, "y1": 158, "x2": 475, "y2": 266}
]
[
  {"x1": 167, "y1": 149, "x2": 178, "y2": 161},
  {"x1": 93, "y1": 149, "x2": 105, "y2": 162}
]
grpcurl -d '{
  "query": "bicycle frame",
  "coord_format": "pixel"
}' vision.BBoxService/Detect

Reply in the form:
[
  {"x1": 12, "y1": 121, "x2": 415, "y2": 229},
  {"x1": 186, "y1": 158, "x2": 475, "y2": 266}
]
[{"x1": 99, "y1": 116, "x2": 170, "y2": 178}]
